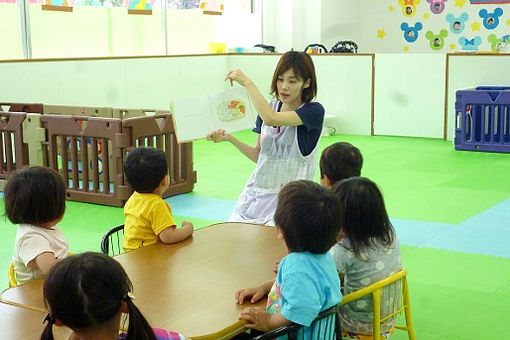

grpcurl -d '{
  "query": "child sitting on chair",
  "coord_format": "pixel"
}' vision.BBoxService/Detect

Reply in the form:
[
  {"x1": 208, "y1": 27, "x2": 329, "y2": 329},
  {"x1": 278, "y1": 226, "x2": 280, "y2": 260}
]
[
  {"x1": 40, "y1": 252, "x2": 185, "y2": 340},
  {"x1": 5, "y1": 167, "x2": 69, "y2": 285},
  {"x1": 330, "y1": 177, "x2": 402, "y2": 339},
  {"x1": 319, "y1": 142, "x2": 363, "y2": 188},
  {"x1": 123, "y1": 147, "x2": 193, "y2": 252},
  {"x1": 235, "y1": 180, "x2": 342, "y2": 337}
]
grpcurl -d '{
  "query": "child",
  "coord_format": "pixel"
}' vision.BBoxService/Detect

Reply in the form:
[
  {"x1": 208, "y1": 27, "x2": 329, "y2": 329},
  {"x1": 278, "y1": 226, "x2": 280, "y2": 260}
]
[
  {"x1": 207, "y1": 51, "x2": 324, "y2": 226},
  {"x1": 235, "y1": 180, "x2": 342, "y2": 337},
  {"x1": 40, "y1": 252, "x2": 185, "y2": 340},
  {"x1": 319, "y1": 142, "x2": 363, "y2": 188},
  {"x1": 5, "y1": 167, "x2": 69, "y2": 285},
  {"x1": 273, "y1": 141, "x2": 363, "y2": 272},
  {"x1": 330, "y1": 177, "x2": 402, "y2": 339},
  {"x1": 123, "y1": 147, "x2": 193, "y2": 251}
]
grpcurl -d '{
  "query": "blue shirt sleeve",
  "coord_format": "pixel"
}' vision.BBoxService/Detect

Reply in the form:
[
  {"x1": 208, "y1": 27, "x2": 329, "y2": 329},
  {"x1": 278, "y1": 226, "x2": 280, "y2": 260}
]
[
  {"x1": 279, "y1": 270, "x2": 323, "y2": 326},
  {"x1": 295, "y1": 102, "x2": 325, "y2": 156},
  {"x1": 252, "y1": 115, "x2": 263, "y2": 134}
]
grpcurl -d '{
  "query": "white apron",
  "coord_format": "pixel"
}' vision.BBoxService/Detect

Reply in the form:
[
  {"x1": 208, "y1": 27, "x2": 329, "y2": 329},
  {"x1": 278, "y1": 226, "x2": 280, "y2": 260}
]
[{"x1": 228, "y1": 101, "x2": 321, "y2": 226}]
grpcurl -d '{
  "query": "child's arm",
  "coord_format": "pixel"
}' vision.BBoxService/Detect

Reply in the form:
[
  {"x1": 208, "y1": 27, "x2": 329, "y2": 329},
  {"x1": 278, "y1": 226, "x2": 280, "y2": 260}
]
[
  {"x1": 235, "y1": 279, "x2": 274, "y2": 304},
  {"x1": 239, "y1": 307, "x2": 291, "y2": 332},
  {"x1": 158, "y1": 221, "x2": 194, "y2": 244},
  {"x1": 28, "y1": 252, "x2": 59, "y2": 275}
]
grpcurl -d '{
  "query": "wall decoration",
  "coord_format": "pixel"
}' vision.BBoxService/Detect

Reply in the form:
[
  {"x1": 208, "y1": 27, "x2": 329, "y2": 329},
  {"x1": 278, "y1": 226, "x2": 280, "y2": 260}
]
[
  {"x1": 364, "y1": 1, "x2": 510, "y2": 52},
  {"x1": 425, "y1": 29, "x2": 448, "y2": 49},
  {"x1": 427, "y1": 0, "x2": 447, "y2": 14},
  {"x1": 200, "y1": 0, "x2": 223, "y2": 14},
  {"x1": 446, "y1": 12, "x2": 468, "y2": 33},
  {"x1": 479, "y1": 8, "x2": 503, "y2": 29},
  {"x1": 401, "y1": 22, "x2": 423, "y2": 42},
  {"x1": 470, "y1": 0, "x2": 510, "y2": 4},
  {"x1": 487, "y1": 33, "x2": 510, "y2": 51},
  {"x1": 399, "y1": 0, "x2": 420, "y2": 17},
  {"x1": 458, "y1": 36, "x2": 482, "y2": 50}
]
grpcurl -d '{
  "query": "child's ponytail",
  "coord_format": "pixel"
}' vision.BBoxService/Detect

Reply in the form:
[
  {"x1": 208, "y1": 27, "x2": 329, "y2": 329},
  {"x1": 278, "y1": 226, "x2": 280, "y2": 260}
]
[
  {"x1": 125, "y1": 296, "x2": 157, "y2": 340},
  {"x1": 40, "y1": 314, "x2": 56, "y2": 340}
]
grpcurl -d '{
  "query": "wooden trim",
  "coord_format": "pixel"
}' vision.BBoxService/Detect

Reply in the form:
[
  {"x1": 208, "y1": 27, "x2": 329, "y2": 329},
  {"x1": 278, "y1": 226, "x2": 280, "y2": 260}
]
[
  {"x1": 443, "y1": 54, "x2": 450, "y2": 140},
  {"x1": 203, "y1": 10, "x2": 222, "y2": 15},
  {"x1": 41, "y1": 4, "x2": 73, "y2": 12},
  {"x1": 127, "y1": 9, "x2": 152, "y2": 15},
  {"x1": 371, "y1": 54, "x2": 375, "y2": 136},
  {"x1": 0, "y1": 52, "x2": 377, "y2": 64}
]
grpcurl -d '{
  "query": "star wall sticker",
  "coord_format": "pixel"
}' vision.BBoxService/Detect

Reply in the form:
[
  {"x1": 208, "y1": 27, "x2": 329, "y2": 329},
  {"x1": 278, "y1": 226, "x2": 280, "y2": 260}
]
[
  {"x1": 455, "y1": 0, "x2": 466, "y2": 8},
  {"x1": 377, "y1": 29, "x2": 387, "y2": 39},
  {"x1": 471, "y1": 21, "x2": 481, "y2": 31}
]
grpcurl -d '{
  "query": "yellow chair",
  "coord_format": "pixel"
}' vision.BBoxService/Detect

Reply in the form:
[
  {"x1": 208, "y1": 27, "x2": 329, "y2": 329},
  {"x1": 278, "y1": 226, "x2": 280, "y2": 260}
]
[
  {"x1": 8, "y1": 262, "x2": 17, "y2": 288},
  {"x1": 340, "y1": 269, "x2": 416, "y2": 340}
]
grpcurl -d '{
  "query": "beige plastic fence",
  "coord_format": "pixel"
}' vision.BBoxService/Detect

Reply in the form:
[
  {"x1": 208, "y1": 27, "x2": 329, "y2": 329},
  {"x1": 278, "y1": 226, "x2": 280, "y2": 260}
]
[{"x1": 0, "y1": 104, "x2": 196, "y2": 206}]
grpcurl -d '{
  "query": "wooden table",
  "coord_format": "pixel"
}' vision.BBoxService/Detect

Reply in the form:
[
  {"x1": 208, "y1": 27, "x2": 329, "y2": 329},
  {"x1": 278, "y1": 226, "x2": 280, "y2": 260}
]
[
  {"x1": 0, "y1": 301, "x2": 70, "y2": 340},
  {"x1": 1, "y1": 222, "x2": 287, "y2": 339}
]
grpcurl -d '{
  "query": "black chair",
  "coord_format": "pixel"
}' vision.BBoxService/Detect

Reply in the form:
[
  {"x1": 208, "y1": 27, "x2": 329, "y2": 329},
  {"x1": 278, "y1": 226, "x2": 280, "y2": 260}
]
[
  {"x1": 251, "y1": 305, "x2": 340, "y2": 339},
  {"x1": 101, "y1": 225, "x2": 125, "y2": 256}
]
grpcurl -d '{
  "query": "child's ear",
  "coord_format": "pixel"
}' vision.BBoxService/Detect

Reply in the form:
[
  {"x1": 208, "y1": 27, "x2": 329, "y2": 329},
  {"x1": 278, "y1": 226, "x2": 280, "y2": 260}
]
[
  {"x1": 121, "y1": 301, "x2": 129, "y2": 314},
  {"x1": 321, "y1": 175, "x2": 332, "y2": 188},
  {"x1": 161, "y1": 174, "x2": 170, "y2": 186},
  {"x1": 54, "y1": 319, "x2": 65, "y2": 327}
]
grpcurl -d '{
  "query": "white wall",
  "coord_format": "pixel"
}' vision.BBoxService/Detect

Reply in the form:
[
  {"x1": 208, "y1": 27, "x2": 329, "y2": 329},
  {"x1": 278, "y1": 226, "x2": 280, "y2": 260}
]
[
  {"x1": 321, "y1": 0, "x2": 361, "y2": 50},
  {"x1": 374, "y1": 54, "x2": 445, "y2": 138},
  {"x1": 0, "y1": 54, "x2": 373, "y2": 135}
]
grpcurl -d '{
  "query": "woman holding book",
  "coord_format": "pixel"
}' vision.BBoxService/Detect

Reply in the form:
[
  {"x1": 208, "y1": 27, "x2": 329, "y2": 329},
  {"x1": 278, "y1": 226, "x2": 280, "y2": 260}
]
[{"x1": 207, "y1": 51, "x2": 324, "y2": 225}]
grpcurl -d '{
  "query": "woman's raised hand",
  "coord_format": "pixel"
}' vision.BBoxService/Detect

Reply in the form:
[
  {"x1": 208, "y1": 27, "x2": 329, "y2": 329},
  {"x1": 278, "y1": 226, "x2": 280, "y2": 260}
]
[
  {"x1": 206, "y1": 129, "x2": 230, "y2": 143},
  {"x1": 225, "y1": 69, "x2": 252, "y2": 87}
]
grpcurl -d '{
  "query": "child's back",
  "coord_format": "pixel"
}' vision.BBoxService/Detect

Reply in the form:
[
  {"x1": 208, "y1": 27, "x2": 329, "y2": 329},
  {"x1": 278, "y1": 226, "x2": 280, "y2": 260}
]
[
  {"x1": 330, "y1": 177, "x2": 402, "y2": 336},
  {"x1": 5, "y1": 167, "x2": 69, "y2": 285},
  {"x1": 122, "y1": 147, "x2": 193, "y2": 251}
]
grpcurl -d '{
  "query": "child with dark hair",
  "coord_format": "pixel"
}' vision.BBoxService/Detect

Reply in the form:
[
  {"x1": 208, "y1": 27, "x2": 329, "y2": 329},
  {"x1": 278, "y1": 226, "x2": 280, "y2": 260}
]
[
  {"x1": 123, "y1": 147, "x2": 193, "y2": 251},
  {"x1": 5, "y1": 166, "x2": 68, "y2": 285},
  {"x1": 330, "y1": 177, "x2": 402, "y2": 338},
  {"x1": 235, "y1": 180, "x2": 342, "y2": 337},
  {"x1": 40, "y1": 252, "x2": 185, "y2": 340},
  {"x1": 320, "y1": 142, "x2": 363, "y2": 188}
]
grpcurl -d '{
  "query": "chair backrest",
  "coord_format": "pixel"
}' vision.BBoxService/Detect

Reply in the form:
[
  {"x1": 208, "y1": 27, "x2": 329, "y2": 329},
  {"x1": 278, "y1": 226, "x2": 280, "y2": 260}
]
[
  {"x1": 101, "y1": 225, "x2": 125, "y2": 256},
  {"x1": 8, "y1": 262, "x2": 17, "y2": 288},
  {"x1": 339, "y1": 269, "x2": 416, "y2": 340},
  {"x1": 251, "y1": 305, "x2": 340, "y2": 340}
]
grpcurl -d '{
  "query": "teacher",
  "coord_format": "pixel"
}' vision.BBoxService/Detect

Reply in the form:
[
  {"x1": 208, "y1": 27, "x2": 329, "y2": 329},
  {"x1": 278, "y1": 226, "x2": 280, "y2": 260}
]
[{"x1": 207, "y1": 51, "x2": 324, "y2": 225}]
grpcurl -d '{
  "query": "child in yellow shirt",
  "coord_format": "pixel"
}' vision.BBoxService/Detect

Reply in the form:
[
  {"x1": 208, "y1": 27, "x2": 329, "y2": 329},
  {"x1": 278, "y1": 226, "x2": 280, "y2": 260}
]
[{"x1": 122, "y1": 147, "x2": 193, "y2": 251}]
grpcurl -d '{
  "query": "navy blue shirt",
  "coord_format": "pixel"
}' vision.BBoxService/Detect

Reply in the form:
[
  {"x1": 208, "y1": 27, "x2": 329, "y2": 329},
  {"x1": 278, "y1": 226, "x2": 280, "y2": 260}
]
[{"x1": 252, "y1": 101, "x2": 325, "y2": 156}]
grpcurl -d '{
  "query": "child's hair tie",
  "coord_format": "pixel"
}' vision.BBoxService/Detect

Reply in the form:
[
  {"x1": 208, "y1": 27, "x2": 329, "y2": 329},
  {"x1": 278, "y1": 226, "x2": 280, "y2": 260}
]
[
  {"x1": 43, "y1": 313, "x2": 56, "y2": 325},
  {"x1": 123, "y1": 291, "x2": 136, "y2": 302}
]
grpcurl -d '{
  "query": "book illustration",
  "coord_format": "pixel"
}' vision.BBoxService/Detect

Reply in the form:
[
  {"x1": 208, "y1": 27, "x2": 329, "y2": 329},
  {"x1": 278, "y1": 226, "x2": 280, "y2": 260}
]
[{"x1": 217, "y1": 99, "x2": 246, "y2": 122}]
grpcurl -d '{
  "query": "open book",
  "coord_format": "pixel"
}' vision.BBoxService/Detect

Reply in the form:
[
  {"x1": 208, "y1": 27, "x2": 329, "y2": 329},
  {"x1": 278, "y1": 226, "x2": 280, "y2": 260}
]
[{"x1": 171, "y1": 87, "x2": 255, "y2": 143}]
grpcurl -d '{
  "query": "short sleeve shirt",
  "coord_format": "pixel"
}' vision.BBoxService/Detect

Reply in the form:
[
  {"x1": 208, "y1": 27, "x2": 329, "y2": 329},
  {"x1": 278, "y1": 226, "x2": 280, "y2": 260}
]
[
  {"x1": 123, "y1": 192, "x2": 176, "y2": 251},
  {"x1": 330, "y1": 237, "x2": 402, "y2": 334},
  {"x1": 268, "y1": 252, "x2": 342, "y2": 327},
  {"x1": 12, "y1": 224, "x2": 69, "y2": 285},
  {"x1": 253, "y1": 101, "x2": 324, "y2": 156}
]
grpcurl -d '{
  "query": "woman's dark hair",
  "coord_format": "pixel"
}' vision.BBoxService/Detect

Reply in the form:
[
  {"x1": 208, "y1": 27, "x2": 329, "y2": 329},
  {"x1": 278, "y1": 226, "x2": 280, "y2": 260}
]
[
  {"x1": 123, "y1": 147, "x2": 168, "y2": 193},
  {"x1": 331, "y1": 177, "x2": 395, "y2": 258},
  {"x1": 4, "y1": 166, "x2": 66, "y2": 225},
  {"x1": 320, "y1": 142, "x2": 363, "y2": 185},
  {"x1": 270, "y1": 51, "x2": 318, "y2": 103},
  {"x1": 274, "y1": 180, "x2": 342, "y2": 254},
  {"x1": 41, "y1": 252, "x2": 157, "y2": 340}
]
